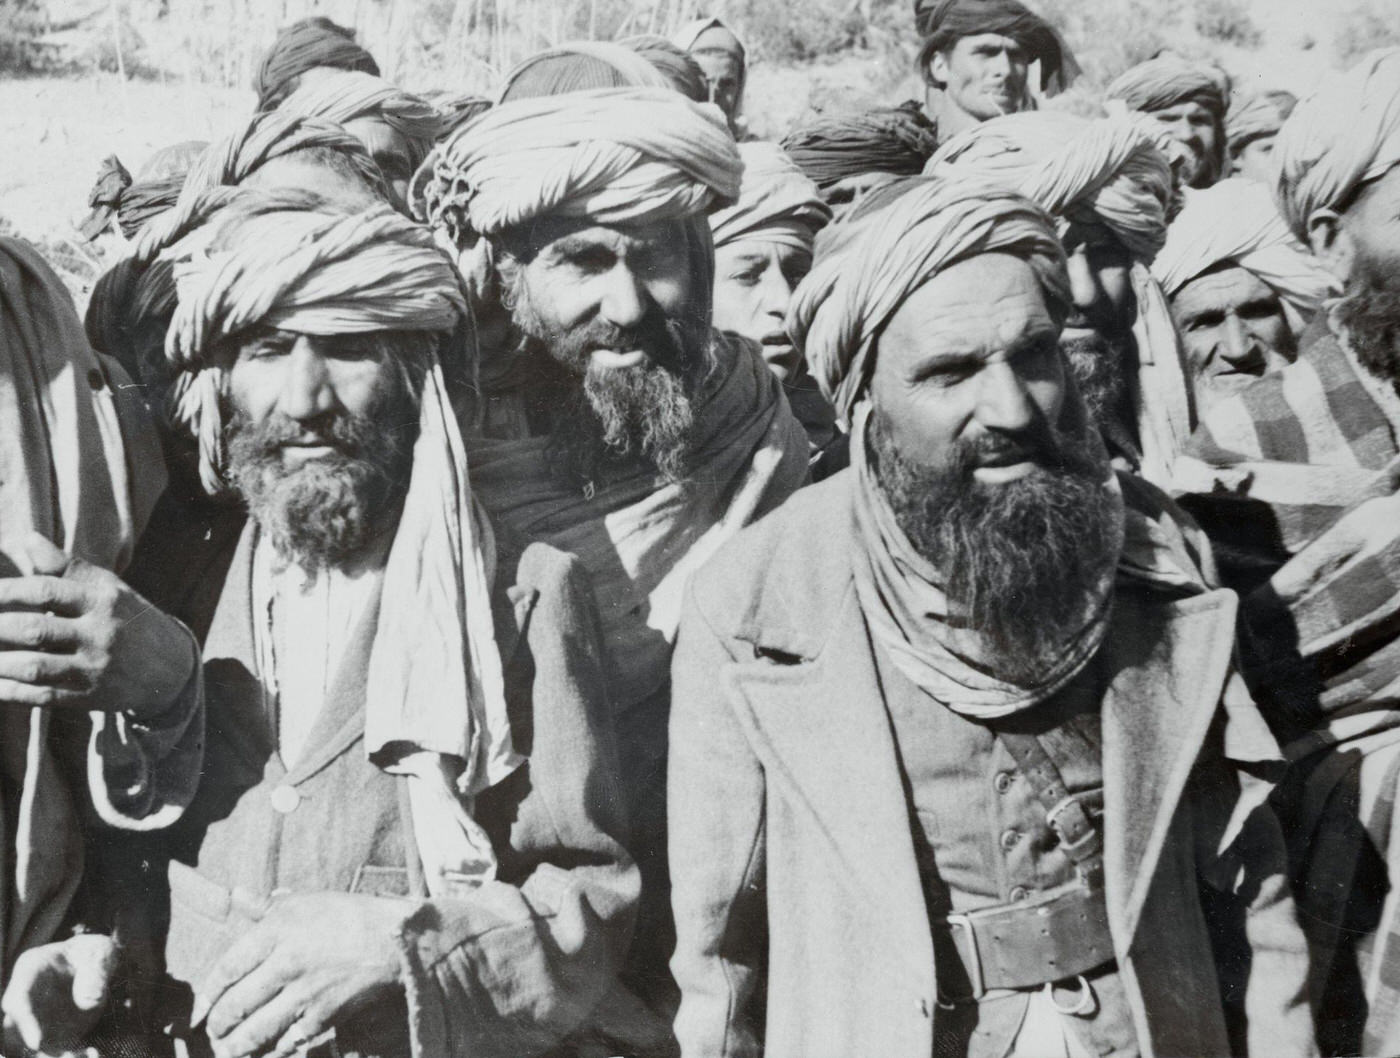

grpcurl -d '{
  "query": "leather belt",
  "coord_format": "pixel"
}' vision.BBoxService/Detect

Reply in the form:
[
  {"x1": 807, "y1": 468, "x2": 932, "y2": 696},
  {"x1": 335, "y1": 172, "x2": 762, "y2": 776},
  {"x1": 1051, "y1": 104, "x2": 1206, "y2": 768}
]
[{"x1": 937, "y1": 882, "x2": 1115, "y2": 1001}]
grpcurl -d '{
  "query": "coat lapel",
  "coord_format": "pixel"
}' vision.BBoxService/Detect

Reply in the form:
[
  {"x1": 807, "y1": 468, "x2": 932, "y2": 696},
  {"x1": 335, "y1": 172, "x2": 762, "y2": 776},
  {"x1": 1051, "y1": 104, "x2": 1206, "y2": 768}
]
[{"x1": 1101, "y1": 587, "x2": 1239, "y2": 945}]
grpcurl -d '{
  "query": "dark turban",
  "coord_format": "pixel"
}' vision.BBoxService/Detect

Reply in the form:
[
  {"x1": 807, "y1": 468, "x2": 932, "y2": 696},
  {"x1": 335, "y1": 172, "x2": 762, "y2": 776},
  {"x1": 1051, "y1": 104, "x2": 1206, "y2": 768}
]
[
  {"x1": 498, "y1": 41, "x2": 669, "y2": 100},
  {"x1": 1105, "y1": 53, "x2": 1231, "y2": 118},
  {"x1": 780, "y1": 102, "x2": 940, "y2": 192},
  {"x1": 622, "y1": 34, "x2": 708, "y2": 102},
  {"x1": 253, "y1": 16, "x2": 379, "y2": 111},
  {"x1": 79, "y1": 142, "x2": 208, "y2": 241},
  {"x1": 914, "y1": 0, "x2": 1080, "y2": 94}
]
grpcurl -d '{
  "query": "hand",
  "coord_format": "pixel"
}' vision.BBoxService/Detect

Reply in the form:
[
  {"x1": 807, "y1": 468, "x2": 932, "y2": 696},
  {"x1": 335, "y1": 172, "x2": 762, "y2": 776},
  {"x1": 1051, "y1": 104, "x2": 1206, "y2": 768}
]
[
  {"x1": 1269, "y1": 491, "x2": 1400, "y2": 602},
  {"x1": 191, "y1": 893, "x2": 407, "y2": 1058},
  {"x1": 1, "y1": 934, "x2": 116, "y2": 1055},
  {"x1": 0, "y1": 532, "x2": 196, "y2": 720}
]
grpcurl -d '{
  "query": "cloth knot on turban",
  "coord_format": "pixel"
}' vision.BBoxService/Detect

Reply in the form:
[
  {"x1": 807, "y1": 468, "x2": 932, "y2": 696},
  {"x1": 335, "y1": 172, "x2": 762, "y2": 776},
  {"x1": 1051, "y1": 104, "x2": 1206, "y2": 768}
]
[
  {"x1": 80, "y1": 143, "x2": 208, "y2": 241},
  {"x1": 1153, "y1": 178, "x2": 1338, "y2": 316},
  {"x1": 276, "y1": 70, "x2": 445, "y2": 169},
  {"x1": 1106, "y1": 52, "x2": 1231, "y2": 117},
  {"x1": 711, "y1": 142, "x2": 831, "y2": 251},
  {"x1": 914, "y1": 0, "x2": 1081, "y2": 94},
  {"x1": 254, "y1": 16, "x2": 379, "y2": 111},
  {"x1": 928, "y1": 110, "x2": 1174, "y2": 261},
  {"x1": 1273, "y1": 48, "x2": 1400, "y2": 242},
  {"x1": 780, "y1": 102, "x2": 940, "y2": 192},
  {"x1": 416, "y1": 86, "x2": 741, "y2": 242},
  {"x1": 789, "y1": 177, "x2": 1069, "y2": 423}
]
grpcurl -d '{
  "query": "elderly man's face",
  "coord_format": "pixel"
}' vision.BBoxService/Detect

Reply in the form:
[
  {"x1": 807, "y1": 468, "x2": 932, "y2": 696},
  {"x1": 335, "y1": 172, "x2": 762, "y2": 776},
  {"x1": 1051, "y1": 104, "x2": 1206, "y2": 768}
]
[
  {"x1": 342, "y1": 116, "x2": 414, "y2": 206},
  {"x1": 869, "y1": 253, "x2": 1065, "y2": 477},
  {"x1": 931, "y1": 34, "x2": 1029, "y2": 122},
  {"x1": 712, "y1": 239, "x2": 812, "y2": 381},
  {"x1": 1148, "y1": 100, "x2": 1220, "y2": 188},
  {"x1": 690, "y1": 27, "x2": 744, "y2": 121},
  {"x1": 1170, "y1": 264, "x2": 1296, "y2": 414}
]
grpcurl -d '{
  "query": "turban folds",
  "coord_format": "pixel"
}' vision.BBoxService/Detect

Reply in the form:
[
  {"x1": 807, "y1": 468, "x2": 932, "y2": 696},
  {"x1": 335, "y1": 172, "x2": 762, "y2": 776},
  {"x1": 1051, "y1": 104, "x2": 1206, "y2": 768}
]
[
  {"x1": 914, "y1": 0, "x2": 1080, "y2": 94},
  {"x1": 276, "y1": 70, "x2": 445, "y2": 169},
  {"x1": 1273, "y1": 48, "x2": 1400, "y2": 242},
  {"x1": 1227, "y1": 90, "x2": 1296, "y2": 155},
  {"x1": 780, "y1": 103, "x2": 940, "y2": 191},
  {"x1": 253, "y1": 16, "x2": 379, "y2": 111},
  {"x1": 622, "y1": 34, "x2": 708, "y2": 102},
  {"x1": 1153, "y1": 179, "x2": 1338, "y2": 315},
  {"x1": 928, "y1": 110, "x2": 1174, "y2": 260},
  {"x1": 790, "y1": 178, "x2": 1069, "y2": 423},
  {"x1": 1106, "y1": 53, "x2": 1231, "y2": 117},
  {"x1": 710, "y1": 141, "x2": 831, "y2": 251},
  {"x1": 80, "y1": 142, "x2": 208, "y2": 241},
  {"x1": 417, "y1": 87, "x2": 741, "y2": 239},
  {"x1": 499, "y1": 40, "x2": 670, "y2": 100}
]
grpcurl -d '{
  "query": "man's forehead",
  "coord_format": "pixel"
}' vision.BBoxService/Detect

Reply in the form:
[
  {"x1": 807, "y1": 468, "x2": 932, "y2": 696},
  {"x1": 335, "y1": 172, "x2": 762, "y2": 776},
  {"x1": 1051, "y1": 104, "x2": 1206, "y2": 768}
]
[
  {"x1": 883, "y1": 255, "x2": 1056, "y2": 356},
  {"x1": 950, "y1": 32, "x2": 1025, "y2": 53},
  {"x1": 521, "y1": 215, "x2": 685, "y2": 257},
  {"x1": 1173, "y1": 263, "x2": 1276, "y2": 309}
]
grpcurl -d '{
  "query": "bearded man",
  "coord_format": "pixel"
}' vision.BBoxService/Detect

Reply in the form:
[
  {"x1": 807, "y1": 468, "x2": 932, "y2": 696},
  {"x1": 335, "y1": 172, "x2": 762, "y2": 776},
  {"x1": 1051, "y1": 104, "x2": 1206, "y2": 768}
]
[
  {"x1": 669, "y1": 178, "x2": 1313, "y2": 1058},
  {"x1": 1153, "y1": 178, "x2": 1335, "y2": 416},
  {"x1": 418, "y1": 86, "x2": 808, "y2": 1033},
  {"x1": 10, "y1": 190, "x2": 640, "y2": 1058},
  {"x1": 929, "y1": 110, "x2": 1189, "y2": 486},
  {"x1": 1174, "y1": 48, "x2": 1400, "y2": 1057},
  {"x1": 1106, "y1": 53, "x2": 1231, "y2": 189}
]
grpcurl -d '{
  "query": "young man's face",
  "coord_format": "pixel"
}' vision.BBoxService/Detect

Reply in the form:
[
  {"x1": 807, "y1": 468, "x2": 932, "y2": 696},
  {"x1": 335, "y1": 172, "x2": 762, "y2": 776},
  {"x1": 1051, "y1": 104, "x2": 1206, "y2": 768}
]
[
  {"x1": 689, "y1": 26, "x2": 744, "y2": 121},
  {"x1": 1148, "y1": 100, "x2": 1221, "y2": 188},
  {"x1": 711, "y1": 239, "x2": 812, "y2": 381},
  {"x1": 929, "y1": 33, "x2": 1030, "y2": 123}
]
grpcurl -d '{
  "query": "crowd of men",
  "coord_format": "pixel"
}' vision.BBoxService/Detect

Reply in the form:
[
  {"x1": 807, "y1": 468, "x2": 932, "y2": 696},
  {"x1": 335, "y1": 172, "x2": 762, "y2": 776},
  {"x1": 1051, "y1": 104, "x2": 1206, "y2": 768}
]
[{"x1": 2, "y1": 0, "x2": 1400, "y2": 1054}]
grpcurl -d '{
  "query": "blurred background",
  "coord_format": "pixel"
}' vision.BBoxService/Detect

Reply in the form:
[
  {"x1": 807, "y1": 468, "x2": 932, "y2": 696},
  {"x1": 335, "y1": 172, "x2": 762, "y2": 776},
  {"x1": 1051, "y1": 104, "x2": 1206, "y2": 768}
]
[{"x1": 0, "y1": 0, "x2": 1390, "y2": 282}]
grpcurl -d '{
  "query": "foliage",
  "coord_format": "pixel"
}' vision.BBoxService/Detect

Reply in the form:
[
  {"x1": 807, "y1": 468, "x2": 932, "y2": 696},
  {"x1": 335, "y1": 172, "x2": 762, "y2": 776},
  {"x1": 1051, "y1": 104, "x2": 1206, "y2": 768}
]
[
  {"x1": 1334, "y1": 0, "x2": 1400, "y2": 66},
  {"x1": 0, "y1": 0, "x2": 57, "y2": 72},
  {"x1": 1192, "y1": 0, "x2": 1261, "y2": 49}
]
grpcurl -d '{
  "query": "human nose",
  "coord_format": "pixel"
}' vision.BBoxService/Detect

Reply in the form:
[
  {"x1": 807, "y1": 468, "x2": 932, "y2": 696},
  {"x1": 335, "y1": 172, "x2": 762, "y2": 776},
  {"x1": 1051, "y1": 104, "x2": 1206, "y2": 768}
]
[
  {"x1": 987, "y1": 50, "x2": 1011, "y2": 80},
  {"x1": 1066, "y1": 251, "x2": 1098, "y2": 315},
  {"x1": 975, "y1": 359, "x2": 1037, "y2": 433},
  {"x1": 279, "y1": 337, "x2": 336, "y2": 421},
  {"x1": 598, "y1": 263, "x2": 649, "y2": 331},
  {"x1": 1220, "y1": 314, "x2": 1258, "y2": 366},
  {"x1": 758, "y1": 266, "x2": 794, "y2": 320}
]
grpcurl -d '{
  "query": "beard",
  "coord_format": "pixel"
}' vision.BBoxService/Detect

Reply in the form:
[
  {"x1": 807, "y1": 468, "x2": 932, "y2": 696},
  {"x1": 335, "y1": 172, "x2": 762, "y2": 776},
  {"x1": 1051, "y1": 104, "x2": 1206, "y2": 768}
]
[
  {"x1": 506, "y1": 266, "x2": 707, "y2": 487},
  {"x1": 1336, "y1": 255, "x2": 1400, "y2": 392},
  {"x1": 1060, "y1": 330, "x2": 1135, "y2": 439},
  {"x1": 225, "y1": 374, "x2": 419, "y2": 573},
  {"x1": 868, "y1": 409, "x2": 1122, "y2": 685}
]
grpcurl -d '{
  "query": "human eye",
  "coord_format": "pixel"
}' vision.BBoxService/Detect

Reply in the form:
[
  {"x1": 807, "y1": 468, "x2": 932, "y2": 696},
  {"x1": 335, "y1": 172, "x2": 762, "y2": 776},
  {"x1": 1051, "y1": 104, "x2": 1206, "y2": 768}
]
[
  {"x1": 1237, "y1": 299, "x2": 1280, "y2": 321},
  {"x1": 240, "y1": 335, "x2": 292, "y2": 361},
  {"x1": 560, "y1": 244, "x2": 616, "y2": 276},
  {"x1": 1186, "y1": 311, "x2": 1225, "y2": 331}
]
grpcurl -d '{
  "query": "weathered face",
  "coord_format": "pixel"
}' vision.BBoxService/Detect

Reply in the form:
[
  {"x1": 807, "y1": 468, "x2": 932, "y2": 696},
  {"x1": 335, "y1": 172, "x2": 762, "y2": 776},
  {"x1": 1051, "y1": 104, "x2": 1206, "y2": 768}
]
[
  {"x1": 1231, "y1": 133, "x2": 1278, "y2": 185},
  {"x1": 930, "y1": 33, "x2": 1030, "y2": 122},
  {"x1": 1147, "y1": 100, "x2": 1220, "y2": 188},
  {"x1": 1341, "y1": 164, "x2": 1400, "y2": 280},
  {"x1": 868, "y1": 253, "x2": 1065, "y2": 479},
  {"x1": 1061, "y1": 220, "x2": 1136, "y2": 343},
  {"x1": 342, "y1": 115, "x2": 414, "y2": 206},
  {"x1": 1170, "y1": 264, "x2": 1296, "y2": 413},
  {"x1": 711, "y1": 238, "x2": 812, "y2": 381},
  {"x1": 690, "y1": 27, "x2": 744, "y2": 120}
]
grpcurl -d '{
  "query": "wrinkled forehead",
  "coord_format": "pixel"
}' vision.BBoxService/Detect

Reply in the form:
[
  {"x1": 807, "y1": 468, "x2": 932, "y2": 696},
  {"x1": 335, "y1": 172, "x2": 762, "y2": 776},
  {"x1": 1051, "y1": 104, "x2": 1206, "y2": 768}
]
[
  {"x1": 1171, "y1": 262, "x2": 1277, "y2": 313},
  {"x1": 499, "y1": 213, "x2": 694, "y2": 262}
]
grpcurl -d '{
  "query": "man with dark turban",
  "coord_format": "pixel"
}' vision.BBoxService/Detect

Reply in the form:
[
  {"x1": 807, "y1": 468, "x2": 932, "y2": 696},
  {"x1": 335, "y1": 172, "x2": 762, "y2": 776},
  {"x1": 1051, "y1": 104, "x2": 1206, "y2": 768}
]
[
  {"x1": 7, "y1": 189, "x2": 640, "y2": 1058},
  {"x1": 671, "y1": 177, "x2": 1312, "y2": 1058},
  {"x1": 79, "y1": 141, "x2": 206, "y2": 242},
  {"x1": 929, "y1": 110, "x2": 1187, "y2": 486},
  {"x1": 624, "y1": 34, "x2": 708, "y2": 102},
  {"x1": 1153, "y1": 177, "x2": 1335, "y2": 415},
  {"x1": 1173, "y1": 48, "x2": 1400, "y2": 1056},
  {"x1": 418, "y1": 85, "x2": 808, "y2": 1044},
  {"x1": 253, "y1": 15, "x2": 379, "y2": 111},
  {"x1": 1106, "y1": 52, "x2": 1231, "y2": 189},
  {"x1": 672, "y1": 17, "x2": 747, "y2": 135},
  {"x1": 913, "y1": 0, "x2": 1079, "y2": 139},
  {"x1": 275, "y1": 70, "x2": 445, "y2": 206},
  {"x1": 1227, "y1": 89, "x2": 1297, "y2": 184}
]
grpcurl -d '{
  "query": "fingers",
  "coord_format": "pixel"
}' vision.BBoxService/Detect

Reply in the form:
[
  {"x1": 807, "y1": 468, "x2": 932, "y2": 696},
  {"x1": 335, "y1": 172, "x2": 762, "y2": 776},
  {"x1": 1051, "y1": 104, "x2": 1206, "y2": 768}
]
[
  {"x1": 65, "y1": 935, "x2": 116, "y2": 1013},
  {"x1": 1, "y1": 943, "x2": 71, "y2": 1052},
  {"x1": 0, "y1": 576, "x2": 88, "y2": 617},
  {"x1": 210, "y1": 984, "x2": 306, "y2": 1058},
  {"x1": 191, "y1": 927, "x2": 278, "y2": 1031},
  {"x1": 17, "y1": 532, "x2": 72, "y2": 578},
  {"x1": 0, "y1": 613, "x2": 81, "y2": 652},
  {"x1": 0, "y1": 677, "x2": 85, "y2": 709},
  {"x1": 205, "y1": 957, "x2": 293, "y2": 1042}
]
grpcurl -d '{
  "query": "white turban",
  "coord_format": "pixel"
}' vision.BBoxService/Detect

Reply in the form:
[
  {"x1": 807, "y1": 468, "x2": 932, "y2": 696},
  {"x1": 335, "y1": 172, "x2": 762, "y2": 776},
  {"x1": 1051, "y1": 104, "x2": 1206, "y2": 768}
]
[
  {"x1": 1154, "y1": 179, "x2": 1338, "y2": 316},
  {"x1": 789, "y1": 178, "x2": 1069, "y2": 424},
  {"x1": 276, "y1": 69, "x2": 445, "y2": 166},
  {"x1": 417, "y1": 86, "x2": 741, "y2": 238},
  {"x1": 927, "y1": 110, "x2": 1174, "y2": 261},
  {"x1": 1273, "y1": 48, "x2": 1400, "y2": 241},
  {"x1": 710, "y1": 141, "x2": 831, "y2": 251}
]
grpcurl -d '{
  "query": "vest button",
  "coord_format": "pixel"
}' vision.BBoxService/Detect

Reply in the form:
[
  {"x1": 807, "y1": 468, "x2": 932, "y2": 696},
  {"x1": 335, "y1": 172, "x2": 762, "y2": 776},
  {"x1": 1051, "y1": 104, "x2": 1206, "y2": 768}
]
[
  {"x1": 994, "y1": 771, "x2": 1014, "y2": 794},
  {"x1": 1000, "y1": 828, "x2": 1020, "y2": 851},
  {"x1": 270, "y1": 785, "x2": 300, "y2": 814}
]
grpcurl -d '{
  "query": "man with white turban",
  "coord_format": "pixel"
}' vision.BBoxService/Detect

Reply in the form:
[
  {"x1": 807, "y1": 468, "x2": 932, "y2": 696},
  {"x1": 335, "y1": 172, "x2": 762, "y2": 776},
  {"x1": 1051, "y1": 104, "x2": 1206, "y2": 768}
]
[
  {"x1": 1173, "y1": 48, "x2": 1400, "y2": 1056},
  {"x1": 1227, "y1": 89, "x2": 1296, "y2": 184},
  {"x1": 9, "y1": 189, "x2": 640, "y2": 1058},
  {"x1": 417, "y1": 84, "x2": 808, "y2": 1042},
  {"x1": 671, "y1": 177, "x2": 1312, "y2": 1058},
  {"x1": 928, "y1": 109, "x2": 1190, "y2": 486},
  {"x1": 1106, "y1": 53, "x2": 1231, "y2": 189},
  {"x1": 1153, "y1": 177, "x2": 1336, "y2": 415}
]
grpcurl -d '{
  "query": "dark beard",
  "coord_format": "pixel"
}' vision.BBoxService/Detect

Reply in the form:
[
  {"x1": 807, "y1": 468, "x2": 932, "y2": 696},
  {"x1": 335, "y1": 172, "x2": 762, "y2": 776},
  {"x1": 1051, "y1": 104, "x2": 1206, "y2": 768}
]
[
  {"x1": 1336, "y1": 258, "x2": 1400, "y2": 392},
  {"x1": 1061, "y1": 331, "x2": 1135, "y2": 440},
  {"x1": 868, "y1": 410, "x2": 1121, "y2": 684},
  {"x1": 225, "y1": 381, "x2": 419, "y2": 572},
  {"x1": 507, "y1": 267, "x2": 705, "y2": 487}
]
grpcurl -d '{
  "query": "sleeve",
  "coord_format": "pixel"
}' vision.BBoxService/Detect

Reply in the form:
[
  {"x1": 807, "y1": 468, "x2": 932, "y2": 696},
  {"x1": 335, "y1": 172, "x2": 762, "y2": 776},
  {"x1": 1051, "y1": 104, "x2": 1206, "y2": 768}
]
[
  {"x1": 87, "y1": 620, "x2": 204, "y2": 830},
  {"x1": 395, "y1": 549, "x2": 642, "y2": 1058},
  {"x1": 668, "y1": 578, "x2": 767, "y2": 1058}
]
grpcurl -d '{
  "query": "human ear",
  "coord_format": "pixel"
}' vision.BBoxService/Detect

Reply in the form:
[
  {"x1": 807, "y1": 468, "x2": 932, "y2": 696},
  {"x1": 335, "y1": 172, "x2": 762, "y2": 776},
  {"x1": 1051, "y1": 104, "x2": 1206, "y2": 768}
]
[{"x1": 1306, "y1": 209, "x2": 1355, "y2": 284}]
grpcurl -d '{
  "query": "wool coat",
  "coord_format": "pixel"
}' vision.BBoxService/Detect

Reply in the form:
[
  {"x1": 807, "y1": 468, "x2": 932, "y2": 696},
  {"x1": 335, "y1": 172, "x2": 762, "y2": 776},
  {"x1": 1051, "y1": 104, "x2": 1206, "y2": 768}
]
[{"x1": 668, "y1": 471, "x2": 1316, "y2": 1058}]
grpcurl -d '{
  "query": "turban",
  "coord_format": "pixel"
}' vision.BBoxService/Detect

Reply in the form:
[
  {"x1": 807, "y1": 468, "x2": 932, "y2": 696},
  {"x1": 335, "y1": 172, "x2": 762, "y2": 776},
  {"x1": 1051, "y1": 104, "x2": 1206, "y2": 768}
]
[
  {"x1": 928, "y1": 109, "x2": 1173, "y2": 260},
  {"x1": 426, "y1": 91, "x2": 492, "y2": 136},
  {"x1": 914, "y1": 0, "x2": 1080, "y2": 94},
  {"x1": 417, "y1": 87, "x2": 741, "y2": 240},
  {"x1": 1227, "y1": 90, "x2": 1296, "y2": 155},
  {"x1": 253, "y1": 16, "x2": 379, "y2": 111},
  {"x1": 1154, "y1": 178, "x2": 1338, "y2": 316},
  {"x1": 622, "y1": 34, "x2": 708, "y2": 101},
  {"x1": 789, "y1": 177, "x2": 1069, "y2": 423},
  {"x1": 672, "y1": 17, "x2": 748, "y2": 105},
  {"x1": 276, "y1": 70, "x2": 445, "y2": 169},
  {"x1": 498, "y1": 41, "x2": 669, "y2": 100},
  {"x1": 1106, "y1": 53, "x2": 1231, "y2": 117},
  {"x1": 79, "y1": 142, "x2": 208, "y2": 241},
  {"x1": 780, "y1": 103, "x2": 940, "y2": 191},
  {"x1": 1273, "y1": 48, "x2": 1400, "y2": 242},
  {"x1": 711, "y1": 141, "x2": 831, "y2": 251}
]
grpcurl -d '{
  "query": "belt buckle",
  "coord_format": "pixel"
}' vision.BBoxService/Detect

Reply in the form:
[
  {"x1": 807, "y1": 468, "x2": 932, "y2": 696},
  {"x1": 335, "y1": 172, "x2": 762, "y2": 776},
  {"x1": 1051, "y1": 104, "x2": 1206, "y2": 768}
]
[{"x1": 945, "y1": 912, "x2": 985, "y2": 1000}]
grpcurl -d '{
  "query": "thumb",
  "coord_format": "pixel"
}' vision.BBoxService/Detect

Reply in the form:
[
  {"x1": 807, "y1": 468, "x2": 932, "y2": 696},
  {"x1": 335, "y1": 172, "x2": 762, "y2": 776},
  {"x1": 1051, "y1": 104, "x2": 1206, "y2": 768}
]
[
  {"x1": 65, "y1": 934, "x2": 116, "y2": 1013},
  {"x1": 18, "y1": 531, "x2": 73, "y2": 578}
]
